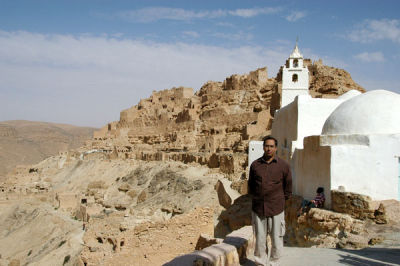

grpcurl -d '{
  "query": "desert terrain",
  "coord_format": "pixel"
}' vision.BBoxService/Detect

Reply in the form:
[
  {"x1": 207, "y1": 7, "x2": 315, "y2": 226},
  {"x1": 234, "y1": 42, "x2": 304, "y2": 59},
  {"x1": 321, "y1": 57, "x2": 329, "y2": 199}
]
[
  {"x1": 0, "y1": 120, "x2": 96, "y2": 179},
  {"x1": 1, "y1": 61, "x2": 399, "y2": 266}
]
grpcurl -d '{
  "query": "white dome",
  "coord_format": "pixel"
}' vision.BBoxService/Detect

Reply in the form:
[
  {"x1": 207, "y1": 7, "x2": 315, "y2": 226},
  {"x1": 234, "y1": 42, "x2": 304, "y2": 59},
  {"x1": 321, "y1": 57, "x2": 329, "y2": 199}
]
[
  {"x1": 322, "y1": 90, "x2": 400, "y2": 135},
  {"x1": 337, "y1": 89, "x2": 362, "y2": 101}
]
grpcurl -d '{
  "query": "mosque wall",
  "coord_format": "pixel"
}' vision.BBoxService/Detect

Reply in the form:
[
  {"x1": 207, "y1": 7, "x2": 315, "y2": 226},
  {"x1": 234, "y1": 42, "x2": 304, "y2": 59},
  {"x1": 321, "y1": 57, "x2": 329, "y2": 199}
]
[
  {"x1": 293, "y1": 135, "x2": 332, "y2": 207},
  {"x1": 272, "y1": 94, "x2": 350, "y2": 162},
  {"x1": 330, "y1": 134, "x2": 400, "y2": 201},
  {"x1": 293, "y1": 133, "x2": 400, "y2": 208},
  {"x1": 281, "y1": 89, "x2": 308, "y2": 108},
  {"x1": 271, "y1": 100, "x2": 298, "y2": 163},
  {"x1": 296, "y1": 96, "x2": 343, "y2": 149}
]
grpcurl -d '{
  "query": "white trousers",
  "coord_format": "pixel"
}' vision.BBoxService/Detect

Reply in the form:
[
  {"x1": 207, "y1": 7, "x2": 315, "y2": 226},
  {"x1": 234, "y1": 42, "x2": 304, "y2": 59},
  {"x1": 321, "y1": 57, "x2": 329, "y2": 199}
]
[{"x1": 252, "y1": 211, "x2": 285, "y2": 266}]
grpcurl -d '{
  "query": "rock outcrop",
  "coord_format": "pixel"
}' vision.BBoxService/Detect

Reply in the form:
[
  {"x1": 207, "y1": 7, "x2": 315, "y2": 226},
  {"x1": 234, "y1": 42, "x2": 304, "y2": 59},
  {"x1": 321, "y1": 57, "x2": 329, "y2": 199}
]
[{"x1": 307, "y1": 59, "x2": 365, "y2": 98}]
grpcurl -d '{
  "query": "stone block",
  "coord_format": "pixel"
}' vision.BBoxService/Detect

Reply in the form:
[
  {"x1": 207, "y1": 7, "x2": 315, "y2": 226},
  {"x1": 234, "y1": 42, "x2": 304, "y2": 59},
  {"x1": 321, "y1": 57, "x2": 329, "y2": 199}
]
[
  {"x1": 195, "y1": 243, "x2": 240, "y2": 266},
  {"x1": 167, "y1": 225, "x2": 255, "y2": 265},
  {"x1": 195, "y1": 234, "x2": 223, "y2": 250},
  {"x1": 215, "y1": 180, "x2": 237, "y2": 209},
  {"x1": 223, "y1": 226, "x2": 255, "y2": 260}
]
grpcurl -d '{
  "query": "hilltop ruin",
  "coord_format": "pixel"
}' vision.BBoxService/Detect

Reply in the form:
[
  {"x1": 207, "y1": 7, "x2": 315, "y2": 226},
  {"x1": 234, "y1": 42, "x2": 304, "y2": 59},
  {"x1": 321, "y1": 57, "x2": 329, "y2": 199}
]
[{"x1": 86, "y1": 60, "x2": 364, "y2": 190}]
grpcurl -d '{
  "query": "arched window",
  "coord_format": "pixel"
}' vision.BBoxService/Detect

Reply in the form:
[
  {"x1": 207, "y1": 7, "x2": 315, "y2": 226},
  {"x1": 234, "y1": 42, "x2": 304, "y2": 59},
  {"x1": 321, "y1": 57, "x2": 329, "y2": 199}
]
[
  {"x1": 292, "y1": 74, "x2": 298, "y2": 82},
  {"x1": 293, "y1": 59, "x2": 299, "y2": 68}
]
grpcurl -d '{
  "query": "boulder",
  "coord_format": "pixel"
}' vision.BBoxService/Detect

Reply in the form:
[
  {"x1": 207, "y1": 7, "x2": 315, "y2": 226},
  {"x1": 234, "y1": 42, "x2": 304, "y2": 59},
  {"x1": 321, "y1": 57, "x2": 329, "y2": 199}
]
[{"x1": 215, "y1": 179, "x2": 240, "y2": 209}]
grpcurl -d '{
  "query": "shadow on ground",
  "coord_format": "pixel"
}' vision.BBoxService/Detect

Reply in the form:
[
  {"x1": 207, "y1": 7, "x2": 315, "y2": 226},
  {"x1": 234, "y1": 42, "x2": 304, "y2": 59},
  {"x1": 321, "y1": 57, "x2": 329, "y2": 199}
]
[{"x1": 339, "y1": 247, "x2": 400, "y2": 266}]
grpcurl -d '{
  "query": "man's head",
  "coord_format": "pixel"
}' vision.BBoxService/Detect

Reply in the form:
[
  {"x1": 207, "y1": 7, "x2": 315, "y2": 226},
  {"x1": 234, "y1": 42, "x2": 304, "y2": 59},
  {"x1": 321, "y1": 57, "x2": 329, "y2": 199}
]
[{"x1": 263, "y1": 135, "x2": 278, "y2": 159}]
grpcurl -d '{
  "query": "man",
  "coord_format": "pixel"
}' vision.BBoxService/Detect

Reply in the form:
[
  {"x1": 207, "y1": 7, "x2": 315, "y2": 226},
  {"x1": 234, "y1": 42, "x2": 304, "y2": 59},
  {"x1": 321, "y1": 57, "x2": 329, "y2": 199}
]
[{"x1": 248, "y1": 135, "x2": 292, "y2": 266}]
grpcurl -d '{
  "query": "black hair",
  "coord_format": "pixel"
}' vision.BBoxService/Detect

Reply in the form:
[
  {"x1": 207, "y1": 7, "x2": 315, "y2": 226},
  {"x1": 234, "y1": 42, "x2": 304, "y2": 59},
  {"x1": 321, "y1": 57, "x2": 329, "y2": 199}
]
[
  {"x1": 317, "y1": 187, "x2": 324, "y2": 193},
  {"x1": 263, "y1": 135, "x2": 278, "y2": 147}
]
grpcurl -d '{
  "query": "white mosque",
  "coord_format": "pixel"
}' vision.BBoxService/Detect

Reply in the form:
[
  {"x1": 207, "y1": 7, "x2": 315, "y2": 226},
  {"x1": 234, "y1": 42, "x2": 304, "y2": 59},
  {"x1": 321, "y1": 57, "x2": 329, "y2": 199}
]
[{"x1": 250, "y1": 43, "x2": 400, "y2": 207}]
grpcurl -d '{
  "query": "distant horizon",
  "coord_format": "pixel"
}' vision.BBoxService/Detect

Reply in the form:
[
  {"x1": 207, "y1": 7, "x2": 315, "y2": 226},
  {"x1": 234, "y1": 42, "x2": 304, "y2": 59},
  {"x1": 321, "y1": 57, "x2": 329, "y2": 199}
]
[
  {"x1": 1, "y1": 0, "x2": 399, "y2": 127},
  {"x1": 0, "y1": 119, "x2": 99, "y2": 129}
]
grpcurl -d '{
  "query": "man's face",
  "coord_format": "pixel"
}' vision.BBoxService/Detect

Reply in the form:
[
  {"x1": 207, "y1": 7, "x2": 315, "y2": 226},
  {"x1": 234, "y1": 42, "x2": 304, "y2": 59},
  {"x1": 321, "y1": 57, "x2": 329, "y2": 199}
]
[{"x1": 263, "y1": 139, "x2": 277, "y2": 158}]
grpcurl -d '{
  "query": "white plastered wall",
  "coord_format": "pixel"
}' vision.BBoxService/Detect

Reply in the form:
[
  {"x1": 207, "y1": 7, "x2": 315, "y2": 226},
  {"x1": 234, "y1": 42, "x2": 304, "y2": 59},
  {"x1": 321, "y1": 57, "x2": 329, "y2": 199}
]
[
  {"x1": 282, "y1": 70, "x2": 309, "y2": 90},
  {"x1": 296, "y1": 96, "x2": 346, "y2": 149},
  {"x1": 329, "y1": 134, "x2": 400, "y2": 201},
  {"x1": 281, "y1": 89, "x2": 309, "y2": 108},
  {"x1": 271, "y1": 100, "x2": 298, "y2": 163},
  {"x1": 248, "y1": 141, "x2": 264, "y2": 168},
  {"x1": 295, "y1": 134, "x2": 400, "y2": 208},
  {"x1": 293, "y1": 135, "x2": 332, "y2": 206},
  {"x1": 272, "y1": 96, "x2": 343, "y2": 197},
  {"x1": 273, "y1": 96, "x2": 347, "y2": 159}
]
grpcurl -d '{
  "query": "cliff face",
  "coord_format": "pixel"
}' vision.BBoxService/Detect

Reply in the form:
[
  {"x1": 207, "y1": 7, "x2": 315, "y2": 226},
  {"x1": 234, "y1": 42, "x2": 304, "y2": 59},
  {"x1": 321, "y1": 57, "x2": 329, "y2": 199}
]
[{"x1": 86, "y1": 60, "x2": 364, "y2": 185}]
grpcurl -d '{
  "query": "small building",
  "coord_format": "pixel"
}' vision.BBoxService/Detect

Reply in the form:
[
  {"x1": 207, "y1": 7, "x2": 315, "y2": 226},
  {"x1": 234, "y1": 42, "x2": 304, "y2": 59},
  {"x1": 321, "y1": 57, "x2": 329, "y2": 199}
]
[
  {"x1": 293, "y1": 90, "x2": 400, "y2": 206},
  {"x1": 250, "y1": 43, "x2": 400, "y2": 208}
]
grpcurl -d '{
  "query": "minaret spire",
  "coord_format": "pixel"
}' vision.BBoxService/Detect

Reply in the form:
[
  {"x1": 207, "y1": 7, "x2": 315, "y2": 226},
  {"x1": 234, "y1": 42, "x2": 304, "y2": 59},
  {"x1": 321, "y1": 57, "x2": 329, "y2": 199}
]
[
  {"x1": 290, "y1": 37, "x2": 303, "y2": 59},
  {"x1": 281, "y1": 38, "x2": 309, "y2": 107}
]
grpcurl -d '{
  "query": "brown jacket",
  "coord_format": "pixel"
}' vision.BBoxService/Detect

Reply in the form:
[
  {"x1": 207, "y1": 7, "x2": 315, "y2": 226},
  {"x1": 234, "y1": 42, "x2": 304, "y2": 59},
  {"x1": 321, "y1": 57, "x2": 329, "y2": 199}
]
[{"x1": 248, "y1": 156, "x2": 292, "y2": 217}]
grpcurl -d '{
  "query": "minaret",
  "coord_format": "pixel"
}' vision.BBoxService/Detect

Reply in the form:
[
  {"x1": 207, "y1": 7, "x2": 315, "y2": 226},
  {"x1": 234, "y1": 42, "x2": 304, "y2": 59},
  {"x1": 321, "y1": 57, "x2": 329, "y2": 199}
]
[{"x1": 281, "y1": 41, "x2": 309, "y2": 107}]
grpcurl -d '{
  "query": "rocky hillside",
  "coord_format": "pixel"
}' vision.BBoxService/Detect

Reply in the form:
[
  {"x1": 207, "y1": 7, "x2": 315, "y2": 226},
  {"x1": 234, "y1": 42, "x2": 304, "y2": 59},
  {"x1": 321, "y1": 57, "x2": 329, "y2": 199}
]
[
  {"x1": 0, "y1": 153, "x2": 223, "y2": 265},
  {"x1": 0, "y1": 120, "x2": 97, "y2": 178}
]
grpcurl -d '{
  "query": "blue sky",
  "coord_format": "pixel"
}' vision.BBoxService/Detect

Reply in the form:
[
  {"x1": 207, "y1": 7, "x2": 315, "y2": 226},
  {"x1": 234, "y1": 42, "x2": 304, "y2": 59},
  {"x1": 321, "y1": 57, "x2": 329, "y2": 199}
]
[{"x1": 1, "y1": 0, "x2": 399, "y2": 127}]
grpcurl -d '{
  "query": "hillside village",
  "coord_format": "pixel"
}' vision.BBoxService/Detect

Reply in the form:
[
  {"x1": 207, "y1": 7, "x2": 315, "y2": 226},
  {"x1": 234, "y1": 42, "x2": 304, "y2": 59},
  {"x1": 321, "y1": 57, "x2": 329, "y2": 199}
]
[{"x1": 1, "y1": 45, "x2": 399, "y2": 266}]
